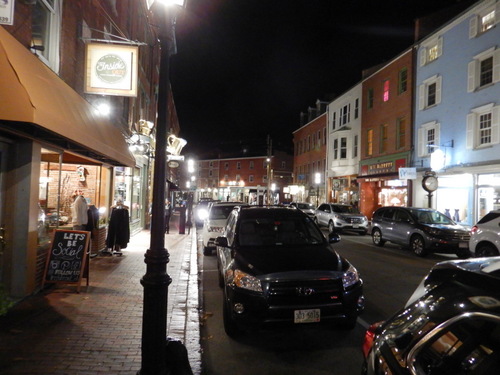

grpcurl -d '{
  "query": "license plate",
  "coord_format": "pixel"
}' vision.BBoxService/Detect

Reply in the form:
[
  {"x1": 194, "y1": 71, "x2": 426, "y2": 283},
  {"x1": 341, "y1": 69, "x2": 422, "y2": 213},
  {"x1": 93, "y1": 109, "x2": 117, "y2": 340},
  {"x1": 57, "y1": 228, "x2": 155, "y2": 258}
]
[
  {"x1": 294, "y1": 309, "x2": 320, "y2": 323},
  {"x1": 353, "y1": 224, "x2": 359, "y2": 228},
  {"x1": 459, "y1": 242, "x2": 469, "y2": 248}
]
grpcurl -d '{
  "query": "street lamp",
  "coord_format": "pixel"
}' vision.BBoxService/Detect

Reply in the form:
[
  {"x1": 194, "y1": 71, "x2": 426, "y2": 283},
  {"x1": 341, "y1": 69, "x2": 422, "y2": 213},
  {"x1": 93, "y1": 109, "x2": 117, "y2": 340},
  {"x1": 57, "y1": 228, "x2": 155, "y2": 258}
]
[{"x1": 139, "y1": 1, "x2": 187, "y2": 374}]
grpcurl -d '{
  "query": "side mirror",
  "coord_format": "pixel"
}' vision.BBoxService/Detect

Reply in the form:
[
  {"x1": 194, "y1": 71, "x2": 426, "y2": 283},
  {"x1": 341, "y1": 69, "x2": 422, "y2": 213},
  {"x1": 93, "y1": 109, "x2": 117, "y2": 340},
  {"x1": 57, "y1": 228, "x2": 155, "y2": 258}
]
[
  {"x1": 328, "y1": 232, "x2": 341, "y2": 244},
  {"x1": 214, "y1": 236, "x2": 229, "y2": 247}
]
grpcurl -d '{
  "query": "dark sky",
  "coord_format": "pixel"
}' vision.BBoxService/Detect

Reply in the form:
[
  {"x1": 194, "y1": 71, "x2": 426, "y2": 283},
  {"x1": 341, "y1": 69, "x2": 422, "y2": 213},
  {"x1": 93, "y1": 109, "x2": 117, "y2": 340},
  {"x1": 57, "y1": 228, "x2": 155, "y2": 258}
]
[{"x1": 170, "y1": 0, "x2": 475, "y2": 157}]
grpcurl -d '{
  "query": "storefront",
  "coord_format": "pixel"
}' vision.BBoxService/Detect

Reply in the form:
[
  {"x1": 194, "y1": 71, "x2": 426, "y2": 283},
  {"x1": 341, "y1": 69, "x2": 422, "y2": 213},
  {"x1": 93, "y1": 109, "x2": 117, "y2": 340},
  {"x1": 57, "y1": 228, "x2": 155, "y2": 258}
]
[
  {"x1": 358, "y1": 153, "x2": 411, "y2": 219},
  {"x1": 0, "y1": 27, "x2": 135, "y2": 299}
]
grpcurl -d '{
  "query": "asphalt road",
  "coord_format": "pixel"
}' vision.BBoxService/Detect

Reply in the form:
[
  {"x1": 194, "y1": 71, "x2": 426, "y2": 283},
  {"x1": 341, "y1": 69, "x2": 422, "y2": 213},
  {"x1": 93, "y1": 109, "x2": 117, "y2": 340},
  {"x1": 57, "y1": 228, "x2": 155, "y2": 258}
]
[{"x1": 197, "y1": 229, "x2": 456, "y2": 375}]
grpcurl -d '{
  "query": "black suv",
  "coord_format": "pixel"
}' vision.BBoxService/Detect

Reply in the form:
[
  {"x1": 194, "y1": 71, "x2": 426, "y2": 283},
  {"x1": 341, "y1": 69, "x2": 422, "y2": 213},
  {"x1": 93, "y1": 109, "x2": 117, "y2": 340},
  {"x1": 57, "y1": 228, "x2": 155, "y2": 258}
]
[
  {"x1": 214, "y1": 206, "x2": 364, "y2": 337},
  {"x1": 362, "y1": 257, "x2": 500, "y2": 375},
  {"x1": 371, "y1": 206, "x2": 471, "y2": 258}
]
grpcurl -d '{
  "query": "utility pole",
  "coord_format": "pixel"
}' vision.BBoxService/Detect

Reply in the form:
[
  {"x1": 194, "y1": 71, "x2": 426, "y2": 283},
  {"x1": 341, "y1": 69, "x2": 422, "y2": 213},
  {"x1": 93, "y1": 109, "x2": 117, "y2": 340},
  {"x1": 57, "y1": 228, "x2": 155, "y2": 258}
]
[{"x1": 266, "y1": 135, "x2": 272, "y2": 205}]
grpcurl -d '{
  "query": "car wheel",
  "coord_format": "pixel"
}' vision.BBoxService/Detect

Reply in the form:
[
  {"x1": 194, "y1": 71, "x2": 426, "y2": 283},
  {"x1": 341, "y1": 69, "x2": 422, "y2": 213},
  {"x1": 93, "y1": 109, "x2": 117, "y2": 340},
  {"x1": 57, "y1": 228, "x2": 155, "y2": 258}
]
[
  {"x1": 203, "y1": 246, "x2": 212, "y2": 256},
  {"x1": 476, "y1": 243, "x2": 500, "y2": 257},
  {"x1": 328, "y1": 221, "x2": 335, "y2": 233},
  {"x1": 410, "y1": 235, "x2": 427, "y2": 257},
  {"x1": 222, "y1": 294, "x2": 242, "y2": 338},
  {"x1": 372, "y1": 228, "x2": 385, "y2": 246}
]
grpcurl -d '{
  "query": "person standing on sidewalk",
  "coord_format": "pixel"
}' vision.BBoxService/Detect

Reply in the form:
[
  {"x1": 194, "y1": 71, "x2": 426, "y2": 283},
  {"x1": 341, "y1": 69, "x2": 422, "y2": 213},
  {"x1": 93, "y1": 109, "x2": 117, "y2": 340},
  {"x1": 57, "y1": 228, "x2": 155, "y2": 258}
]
[{"x1": 165, "y1": 199, "x2": 173, "y2": 234}]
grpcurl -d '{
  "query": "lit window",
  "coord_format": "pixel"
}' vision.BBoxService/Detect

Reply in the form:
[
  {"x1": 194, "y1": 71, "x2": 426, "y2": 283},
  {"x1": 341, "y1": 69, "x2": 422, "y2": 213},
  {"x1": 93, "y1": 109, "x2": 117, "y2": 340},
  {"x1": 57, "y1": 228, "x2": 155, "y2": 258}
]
[
  {"x1": 420, "y1": 37, "x2": 442, "y2": 66},
  {"x1": 383, "y1": 80, "x2": 390, "y2": 102},
  {"x1": 467, "y1": 47, "x2": 498, "y2": 92},
  {"x1": 366, "y1": 129, "x2": 373, "y2": 156},
  {"x1": 467, "y1": 104, "x2": 499, "y2": 149},
  {"x1": 481, "y1": 10, "x2": 495, "y2": 32}
]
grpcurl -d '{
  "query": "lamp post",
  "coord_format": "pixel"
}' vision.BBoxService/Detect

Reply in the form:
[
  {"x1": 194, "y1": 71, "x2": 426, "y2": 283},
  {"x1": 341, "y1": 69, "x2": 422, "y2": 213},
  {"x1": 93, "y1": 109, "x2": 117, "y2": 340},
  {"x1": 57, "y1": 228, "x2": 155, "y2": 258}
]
[{"x1": 138, "y1": 1, "x2": 187, "y2": 374}]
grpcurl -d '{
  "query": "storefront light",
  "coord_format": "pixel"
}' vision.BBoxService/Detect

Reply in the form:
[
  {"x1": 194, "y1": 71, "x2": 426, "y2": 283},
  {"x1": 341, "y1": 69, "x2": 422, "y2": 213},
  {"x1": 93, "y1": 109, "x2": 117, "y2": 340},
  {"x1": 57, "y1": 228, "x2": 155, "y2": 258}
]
[{"x1": 430, "y1": 148, "x2": 446, "y2": 171}]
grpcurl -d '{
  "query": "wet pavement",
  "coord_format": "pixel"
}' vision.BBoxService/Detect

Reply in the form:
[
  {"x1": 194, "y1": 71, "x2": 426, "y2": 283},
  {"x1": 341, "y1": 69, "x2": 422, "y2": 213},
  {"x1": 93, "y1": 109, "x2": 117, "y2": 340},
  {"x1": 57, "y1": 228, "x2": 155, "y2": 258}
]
[{"x1": 0, "y1": 213, "x2": 201, "y2": 374}]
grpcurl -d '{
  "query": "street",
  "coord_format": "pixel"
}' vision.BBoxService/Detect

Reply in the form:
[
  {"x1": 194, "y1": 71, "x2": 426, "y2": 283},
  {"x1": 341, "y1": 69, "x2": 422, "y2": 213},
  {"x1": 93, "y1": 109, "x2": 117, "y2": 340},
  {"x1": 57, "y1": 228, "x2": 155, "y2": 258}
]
[{"x1": 197, "y1": 228, "x2": 458, "y2": 375}]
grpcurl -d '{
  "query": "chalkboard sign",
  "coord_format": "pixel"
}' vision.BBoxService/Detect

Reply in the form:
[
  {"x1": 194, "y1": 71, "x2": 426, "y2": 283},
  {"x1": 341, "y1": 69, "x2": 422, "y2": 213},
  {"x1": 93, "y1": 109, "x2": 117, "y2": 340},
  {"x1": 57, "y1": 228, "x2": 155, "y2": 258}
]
[{"x1": 43, "y1": 230, "x2": 91, "y2": 292}]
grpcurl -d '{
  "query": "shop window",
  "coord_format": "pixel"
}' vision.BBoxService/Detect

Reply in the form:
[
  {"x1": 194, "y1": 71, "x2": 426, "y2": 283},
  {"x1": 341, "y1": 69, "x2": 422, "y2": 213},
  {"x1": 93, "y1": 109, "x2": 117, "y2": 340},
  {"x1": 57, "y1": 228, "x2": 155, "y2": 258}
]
[{"x1": 466, "y1": 103, "x2": 500, "y2": 149}]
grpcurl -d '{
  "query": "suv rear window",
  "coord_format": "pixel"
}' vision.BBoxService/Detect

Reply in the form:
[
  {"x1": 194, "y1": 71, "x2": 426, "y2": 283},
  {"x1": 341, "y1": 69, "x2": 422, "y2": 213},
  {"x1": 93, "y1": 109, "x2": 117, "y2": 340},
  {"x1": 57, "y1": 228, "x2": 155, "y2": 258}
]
[{"x1": 477, "y1": 212, "x2": 500, "y2": 224}]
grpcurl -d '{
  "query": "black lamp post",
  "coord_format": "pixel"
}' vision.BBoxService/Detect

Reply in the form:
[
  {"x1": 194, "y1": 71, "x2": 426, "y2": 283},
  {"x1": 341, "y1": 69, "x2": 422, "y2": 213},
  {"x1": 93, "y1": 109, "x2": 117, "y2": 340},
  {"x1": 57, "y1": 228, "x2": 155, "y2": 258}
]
[{"x1": 138, "y1": 1, "x2": 186, "y2": 374}]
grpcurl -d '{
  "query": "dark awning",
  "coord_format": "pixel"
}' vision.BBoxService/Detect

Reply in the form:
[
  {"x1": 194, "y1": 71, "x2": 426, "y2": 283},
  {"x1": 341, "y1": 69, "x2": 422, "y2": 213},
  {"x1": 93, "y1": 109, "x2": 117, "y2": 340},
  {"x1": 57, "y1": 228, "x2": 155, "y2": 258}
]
[{"x1": 0, "y1": 26, "x2": 135, "y2": 167}]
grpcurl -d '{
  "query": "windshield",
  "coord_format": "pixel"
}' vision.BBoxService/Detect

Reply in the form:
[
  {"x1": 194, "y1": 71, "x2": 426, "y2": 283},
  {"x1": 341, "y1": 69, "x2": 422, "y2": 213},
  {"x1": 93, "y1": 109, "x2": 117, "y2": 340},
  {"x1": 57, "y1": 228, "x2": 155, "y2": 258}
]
[
  {"x1": 410, "y1": 209, "x2": 455, "y2": 225},
  {"x1": 238, "y1": 217, "x2": 324, "y2": 246},
  {"x1": 297, "y1": 203, "x2": 314, "y2": 210},
  {"x1": 333, "y1": 205, "x2": 360, "y2": 214},
  {"x1": 209, "y1": 205, "x2": 237, "y2": 220}
]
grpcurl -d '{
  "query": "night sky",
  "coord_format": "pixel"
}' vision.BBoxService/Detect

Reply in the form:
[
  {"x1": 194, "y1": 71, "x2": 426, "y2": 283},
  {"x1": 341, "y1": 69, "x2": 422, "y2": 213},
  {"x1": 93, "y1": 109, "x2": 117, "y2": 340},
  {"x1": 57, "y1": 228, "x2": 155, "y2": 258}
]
[{"x1": 170, "y1": 0, "x2": 475, "y2": 158}]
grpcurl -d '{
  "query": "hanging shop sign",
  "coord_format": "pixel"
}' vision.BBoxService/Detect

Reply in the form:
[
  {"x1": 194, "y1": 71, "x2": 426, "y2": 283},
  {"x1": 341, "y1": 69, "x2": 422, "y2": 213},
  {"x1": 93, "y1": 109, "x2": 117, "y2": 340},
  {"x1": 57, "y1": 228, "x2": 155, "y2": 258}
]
[
  {"x1": 0, "y1": 0, "x2": 14, "y2": 25},
  {"x1": 84, "y1": 43, "x2": 138, "y2": 97},
  {"x1": 42, "y1": 230, "x2": 91, "y2": 292}
]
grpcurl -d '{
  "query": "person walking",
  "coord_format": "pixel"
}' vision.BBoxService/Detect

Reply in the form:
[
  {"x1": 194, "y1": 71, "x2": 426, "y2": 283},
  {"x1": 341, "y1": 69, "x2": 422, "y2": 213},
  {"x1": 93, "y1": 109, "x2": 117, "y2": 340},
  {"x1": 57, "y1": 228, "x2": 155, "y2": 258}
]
[{"x1": 165, "y1": 199, "x2": 173, "y2": 234}]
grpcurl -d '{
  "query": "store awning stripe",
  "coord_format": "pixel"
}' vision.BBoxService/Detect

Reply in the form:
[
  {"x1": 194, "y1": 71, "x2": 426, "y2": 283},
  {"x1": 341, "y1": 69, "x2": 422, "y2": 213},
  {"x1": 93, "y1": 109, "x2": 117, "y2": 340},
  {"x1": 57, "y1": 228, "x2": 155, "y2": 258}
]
[{"x1": 0, "y1": 26, "x2": 135, "y2": 167}]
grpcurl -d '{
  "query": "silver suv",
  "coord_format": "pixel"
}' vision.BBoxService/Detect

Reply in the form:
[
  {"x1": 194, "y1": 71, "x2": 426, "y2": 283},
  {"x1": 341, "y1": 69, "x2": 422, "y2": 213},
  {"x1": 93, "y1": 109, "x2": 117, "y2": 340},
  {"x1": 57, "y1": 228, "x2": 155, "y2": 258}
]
[
  {"x1": 470, "y1": 209, "x2": 500, "y2": 257},
  {"x1": 315, "y1": 203, "x2": 369, "y2": 235}
]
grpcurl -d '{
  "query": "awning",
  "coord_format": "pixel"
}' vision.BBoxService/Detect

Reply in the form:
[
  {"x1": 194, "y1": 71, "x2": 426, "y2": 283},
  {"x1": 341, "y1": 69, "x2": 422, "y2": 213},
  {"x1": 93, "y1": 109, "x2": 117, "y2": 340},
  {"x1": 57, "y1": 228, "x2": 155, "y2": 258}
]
[{"x1": 0, "y1": 27, "x2": 135, "y2": 167}]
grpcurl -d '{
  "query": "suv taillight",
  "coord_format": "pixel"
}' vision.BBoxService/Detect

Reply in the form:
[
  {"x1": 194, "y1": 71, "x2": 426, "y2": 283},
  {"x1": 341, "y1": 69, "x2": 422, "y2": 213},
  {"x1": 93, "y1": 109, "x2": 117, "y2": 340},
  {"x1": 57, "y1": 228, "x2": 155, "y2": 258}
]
[{"x1": 471, "y1": 225, "x2": 479, "y2": 234}]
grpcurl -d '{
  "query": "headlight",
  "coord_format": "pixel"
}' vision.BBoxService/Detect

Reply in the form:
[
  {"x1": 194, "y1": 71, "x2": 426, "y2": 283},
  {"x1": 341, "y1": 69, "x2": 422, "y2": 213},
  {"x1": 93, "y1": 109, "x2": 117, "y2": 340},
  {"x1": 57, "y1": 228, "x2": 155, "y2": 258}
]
[
  {"x1": 197, "y1": 208, "x2": 209, "y2": 220},
  {"x1": 422, "y1": 226, "x2": 441, "y2": 236},
  {"x1": 343, "y1": 264, "x2": 360, "y2": 289},
  {"x1": 229, "y1": 269, "x2": 262, "y2": 292}
]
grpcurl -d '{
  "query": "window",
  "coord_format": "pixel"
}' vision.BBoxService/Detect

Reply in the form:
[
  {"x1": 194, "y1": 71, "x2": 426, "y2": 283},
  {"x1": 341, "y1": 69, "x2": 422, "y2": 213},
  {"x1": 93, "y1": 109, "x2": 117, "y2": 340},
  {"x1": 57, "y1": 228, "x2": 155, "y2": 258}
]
[
  {"x1": 225, "y1": 162, "x2": 229, "y2": 170},
  {"x1": 470, "y1": 7, "x2": 497, "y2": 38},
  {"x1": 340, "y1": 137, "x2": 347, "y2": 159},
  {"x1": 209, "y1": 161, "x2": 214, "y2": 167},
  {"x1": 323, "y1": 128, "x2": 326, "y2": 145},
  {"x1": 419, "y1": 75, "x2": 442, "y2": 110},
  {"x1": 31, "y1": 0, "x2": 61, "y2": 71},
  {"x1": 307, "y1": 135, "x2": 311, "y2": 151},
  {"x1": 468, "y1": 47, "x2": 499, "y2": 92},
  {"x1": 398, "y1": 68, "x2": 408, "y2": 94},
  {"x1": 263, "y1": 175, "x2": 268, "y2": 183},
  {"x1": 383, "y1": 80, "x2": 390, "y2": 102},
  {"x1": 249, "y1": 175, "x2": 254, "y2": 182},
  {"x1": 209, "y1": 170, "x2": 213, "y2": 177},
  {"x1": 418, "y1": 121, "x2": 440, "y2": 157},
  {"x1": 332, "y1": 111, "x2": 337, "y2": 129},
  {"x1": 318, "y1": 130, "x2": 321, "y2": 145},
  {"x1": 340, "y1": 104, "x2": 350, "y2": 125},
  {"x1": 466, "y1": 103, "x2": 500, "y2": 149},
  {"x1": 354, "y1": 98, "x2": 359, "y2": 119},
  {"x1": 397, "y1": 117, "x2": 406, "y2": 149},
  {"x1": 367, "y1": 88, "x2": 374, "y2": 109},
  {"x1": 249, "y1": 161, "x2": 254, "y2": 169},
  {"x1": 281, "y1": 161, "x2": 286, "y2": 168},
  {"x1": 380, "y1": 124, "x2": 388, "y2": 153},
  {"x1": 236, "y1": 174, "x2": 240, "y2": 181},
  {"x1": 333, "y1": 139, "x2": 338, "y2": 159},
  {"x1": 353, "y1": 135, "x2": 358, "y2": 158},
  {"x1": 366, "y1": 129, "x2": 373, "y2": 156},
  {"x1": 420, "y1": 37, "x2": 442, "y2": 66},
  {"x1": 236, "y1": 162, "x2": 241, "y2": 170}
]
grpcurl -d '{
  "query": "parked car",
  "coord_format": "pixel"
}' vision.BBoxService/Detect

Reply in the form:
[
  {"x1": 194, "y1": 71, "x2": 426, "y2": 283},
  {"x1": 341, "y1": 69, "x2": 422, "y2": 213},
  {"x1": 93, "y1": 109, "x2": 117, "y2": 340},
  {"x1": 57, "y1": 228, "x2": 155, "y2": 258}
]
[
  {"x1": 202, "y1": 201, "x2": 248, "y2": 255},
  {"x1": 371, "y1": 206, "x2": 471, "y2": 258},
  {"x1": 315, "y1": 203, "x2": 369, "y2": 235},
  {"x1": 215, "y1": 206, "x2": 364, "y2": 337},
  {"x1": 289, "y1": 202, "x2": 316, "y2": 218},
  {"x1": 362, "y1": 256, "x2": 500, "y2": 375},
  {"x1": 470, "y1": 209, "x2": 500, "y2": 257}
]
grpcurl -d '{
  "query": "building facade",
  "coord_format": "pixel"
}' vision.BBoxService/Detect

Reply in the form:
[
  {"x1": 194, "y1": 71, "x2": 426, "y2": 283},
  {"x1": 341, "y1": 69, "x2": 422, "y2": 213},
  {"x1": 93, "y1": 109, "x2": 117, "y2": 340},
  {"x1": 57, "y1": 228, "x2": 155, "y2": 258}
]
[{"x1": 413, "y1": 0, "x2": 500, "y2": 226}]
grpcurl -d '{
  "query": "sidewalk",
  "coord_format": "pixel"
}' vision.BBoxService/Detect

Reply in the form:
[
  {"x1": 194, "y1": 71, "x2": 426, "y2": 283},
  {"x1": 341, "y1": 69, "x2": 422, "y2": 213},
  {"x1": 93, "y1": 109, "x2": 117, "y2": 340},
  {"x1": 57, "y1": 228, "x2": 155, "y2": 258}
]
[{"x1": 0, "y1": 213, "x2": 201, "y2": 375}]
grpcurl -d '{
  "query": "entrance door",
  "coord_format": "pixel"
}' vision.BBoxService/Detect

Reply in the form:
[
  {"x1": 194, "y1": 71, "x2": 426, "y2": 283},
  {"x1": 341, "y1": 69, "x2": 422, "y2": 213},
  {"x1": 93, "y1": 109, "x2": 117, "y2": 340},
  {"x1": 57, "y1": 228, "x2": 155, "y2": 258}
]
[{"x1": 0, "y1": 141, "x2": 8, "y2": 281}]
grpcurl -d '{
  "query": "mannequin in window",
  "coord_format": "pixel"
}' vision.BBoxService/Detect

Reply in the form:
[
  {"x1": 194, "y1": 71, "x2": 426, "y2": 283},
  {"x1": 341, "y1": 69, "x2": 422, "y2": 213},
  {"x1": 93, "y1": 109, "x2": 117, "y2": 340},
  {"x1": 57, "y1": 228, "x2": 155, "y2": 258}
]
[
  {"x1": 105, "y1": 198, "x2": 130, "y2": 255},
  {"x1": 71, "y1": 191, "x2": 88, "y2": 230}
]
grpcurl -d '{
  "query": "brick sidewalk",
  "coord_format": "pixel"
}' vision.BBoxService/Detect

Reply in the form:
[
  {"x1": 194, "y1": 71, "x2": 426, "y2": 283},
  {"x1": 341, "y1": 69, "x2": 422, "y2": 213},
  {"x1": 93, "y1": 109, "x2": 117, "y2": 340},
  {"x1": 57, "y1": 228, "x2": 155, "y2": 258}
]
[{"x1": 0, "y1": 213, "x2": 201, "y2": 375}]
